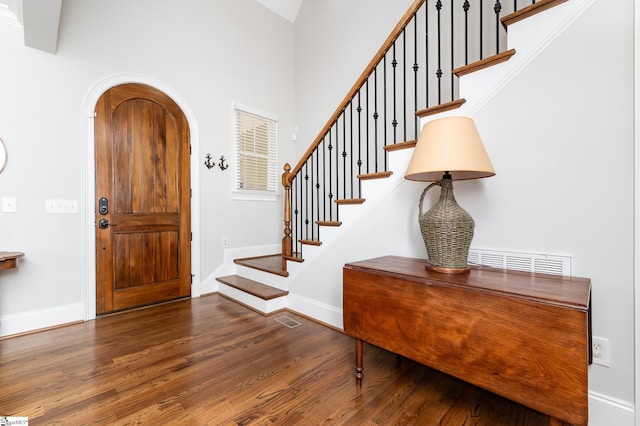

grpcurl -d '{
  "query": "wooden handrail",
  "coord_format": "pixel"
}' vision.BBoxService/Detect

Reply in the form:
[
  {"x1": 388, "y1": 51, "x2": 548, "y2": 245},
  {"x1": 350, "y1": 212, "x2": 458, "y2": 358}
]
[{"x1": 284, "y1": 0, "x2": 426, "y2": 186}]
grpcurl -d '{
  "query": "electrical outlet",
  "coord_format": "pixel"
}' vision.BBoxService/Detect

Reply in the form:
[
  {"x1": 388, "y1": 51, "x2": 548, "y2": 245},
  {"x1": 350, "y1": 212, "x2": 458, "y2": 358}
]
[
  {"x1": 221, "y1": 237, "x2": 229, "y2": 248},
  {"x1": 592, "y1": 336, "x2": 610, "y2": 367}
]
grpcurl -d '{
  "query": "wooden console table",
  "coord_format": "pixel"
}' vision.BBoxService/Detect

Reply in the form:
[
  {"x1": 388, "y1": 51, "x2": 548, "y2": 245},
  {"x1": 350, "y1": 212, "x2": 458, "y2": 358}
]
[
  {"x1": 0, "y1": 251, "x2": 24, "y2": 271},
  {"x1": 343, "y1": 256, "x2": 591, "y2": 426}
]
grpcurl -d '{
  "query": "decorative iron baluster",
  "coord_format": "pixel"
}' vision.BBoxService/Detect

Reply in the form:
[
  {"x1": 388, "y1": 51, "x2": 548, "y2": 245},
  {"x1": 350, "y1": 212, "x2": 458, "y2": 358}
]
[
  {"x1": 321, "y1": 138, "x2": 327, "y2": 222},
  {"x1": 436, "y1": 0, "x2": 443, "y2": 104},
  {"x1": 402, "y1": 29, "x2": 407, "y2": 143},
  {"x1": 450, "y1": 0, "x2": 455, "y2": 101},
  {"x1": 303, "y1": 162, "x2": 309, "y2": 240},
  {"x1": 480, "y1": 0, "x2": 484, "y2": 59},
  {"x1": 327, "y1": 132, "x2": 333, "y2": 221},
  {"x1": 392, "y1": 42, "x2": 398, "y2": 143},
  {"x1": 349, "y1": 102, "x2": 354, "y2": 198},
  {"x1": 341, "y1": 111, "x2": 347, "y2": 198},
  {"x1": 364, "y1": 79, "x2": 375, "y2": 173},
  {"x1": 425, "y1": 2, "x2": 429, "y2": 108},
  {"x1": 315, "y1": 149, "x2": 320, "y2": 232},
  {"x1": 309, "y1": 155, "x2": 315, "y2": 241},
  {"x1": 357, "y1": 91, "x2": 363, "y2": 180},
  {"x1": 293, "y1": 175, "x2": 300, "y2": 256},
  {"x1": 463, "y1": 1, "x2": 470, "y2": 65},
  {"x1": 334, "y1": 123, "x2": 340, "y2": 207},
  {"x1": 413, "y1": 13, "x2": 419, "y2": 139},
  {"x1": 494, "y1": 1, "x2": 502, "y2": 54},
  {"x1": 383, "y1": 53, "x2": 388, "y2": 147}
]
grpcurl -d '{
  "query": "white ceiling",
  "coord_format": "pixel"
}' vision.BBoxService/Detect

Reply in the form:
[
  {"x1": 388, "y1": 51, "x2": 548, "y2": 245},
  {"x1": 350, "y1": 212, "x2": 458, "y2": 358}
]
[
  {"x1": 0, "y1": 0, "x2": 300, "y2": 54},
  {"x1": 256, "y1": 0, "x2": 303, "y2": 23}
]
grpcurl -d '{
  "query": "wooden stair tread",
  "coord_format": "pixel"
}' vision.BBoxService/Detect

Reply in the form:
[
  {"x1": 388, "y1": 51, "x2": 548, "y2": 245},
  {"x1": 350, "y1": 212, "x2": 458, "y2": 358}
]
[
  {"x1": 316, "y1": 220, "x2": 342, "y2": 227},
  {"x1": 358, "y1": 171, "x2": 393, "y2": 180},
  {"x1": 501, "y1": 0, "x2": 568, "y2": 29},
  {"x1": 416, "y1": 99, "x2": 466, "y2": 118},
  {"x1": 335, "y1": 198, "x2": 366, "y2": 205},
  {"x1": 216, "y1": 275, "x2": 288, "y2": 300},
  {"x1": 300, "y1": 239, "x2": 322, "y2": 246},
  {"x1": 384, "y1": 140, "x2": 416, "y2": 151},
  {"x1": 283, "y1": 252, "x2": 304, "y2": 263},
  {"x1": 234, "y1": 254, "x2": 288, "y2": 277},
  {"x1": 453, "y1": 49, "x2": 516, "y2": 77}
]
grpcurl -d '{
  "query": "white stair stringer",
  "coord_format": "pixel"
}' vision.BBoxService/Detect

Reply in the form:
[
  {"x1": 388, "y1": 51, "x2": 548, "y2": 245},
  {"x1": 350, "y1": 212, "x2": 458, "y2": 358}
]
[{"x1": 434, "y1": 0, "x2": 596, "y2": 121}]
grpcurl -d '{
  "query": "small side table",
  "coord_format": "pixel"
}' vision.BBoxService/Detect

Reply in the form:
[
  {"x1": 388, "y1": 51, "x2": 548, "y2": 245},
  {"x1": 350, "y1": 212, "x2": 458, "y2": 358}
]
[{"x1": 0, "y1": 251, "x2": 24, "y2": 271}]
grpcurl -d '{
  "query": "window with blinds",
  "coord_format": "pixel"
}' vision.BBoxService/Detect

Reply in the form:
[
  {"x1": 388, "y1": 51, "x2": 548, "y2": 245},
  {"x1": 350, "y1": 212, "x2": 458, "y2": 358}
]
[{"x1": 233, "y1": 104, "x2": 278, "y2": 201}]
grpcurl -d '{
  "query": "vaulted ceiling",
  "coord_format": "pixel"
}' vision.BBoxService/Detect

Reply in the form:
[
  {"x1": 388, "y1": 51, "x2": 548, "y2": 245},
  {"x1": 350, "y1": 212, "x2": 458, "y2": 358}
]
[{"x1": 0, "y1": 0, "x2": 302, "y2": 55}]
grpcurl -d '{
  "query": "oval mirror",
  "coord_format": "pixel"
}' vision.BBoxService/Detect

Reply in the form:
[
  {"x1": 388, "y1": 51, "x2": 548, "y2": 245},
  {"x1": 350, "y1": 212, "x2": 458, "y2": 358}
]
[{"x1": 0, "y1": 138, "x2": 6, "y2": 173}]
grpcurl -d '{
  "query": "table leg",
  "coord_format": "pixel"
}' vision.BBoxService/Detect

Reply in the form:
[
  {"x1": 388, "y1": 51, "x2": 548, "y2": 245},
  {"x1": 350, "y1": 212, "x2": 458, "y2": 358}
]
[
  {"x1": 355, "y1": 338, "x2": 363, "y2": 389},
  {"x1": 548, "y1": 416, "x2": 566, "y2": 426}
]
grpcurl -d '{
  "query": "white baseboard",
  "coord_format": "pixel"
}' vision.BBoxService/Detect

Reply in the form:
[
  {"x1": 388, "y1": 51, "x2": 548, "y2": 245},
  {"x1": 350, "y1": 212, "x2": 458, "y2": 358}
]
[
  {"x1": 588, "y1": 391, "x2": 635, "y2": 425},
  {"x1": 0, "y1": 302, "x2": 84, "y2": 337},
  {"x1": 287, "y1": 293, "x2": 343, "y2": 330}
]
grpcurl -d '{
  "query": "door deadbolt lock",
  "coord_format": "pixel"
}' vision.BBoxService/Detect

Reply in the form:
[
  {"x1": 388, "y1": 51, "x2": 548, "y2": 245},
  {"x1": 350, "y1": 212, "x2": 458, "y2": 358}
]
[{"x1": 99, "y1": 197, "x2": 108, "y2": 215}]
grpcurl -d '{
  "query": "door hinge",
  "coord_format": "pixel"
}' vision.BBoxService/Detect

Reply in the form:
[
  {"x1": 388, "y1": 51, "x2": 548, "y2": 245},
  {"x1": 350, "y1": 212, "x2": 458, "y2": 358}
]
[
  {"x1": 190, "y1": 232, "x2": 192, "y2": 242},
  {"x1": 191, "y1": 274, "x2": 194, "y2": 284}
]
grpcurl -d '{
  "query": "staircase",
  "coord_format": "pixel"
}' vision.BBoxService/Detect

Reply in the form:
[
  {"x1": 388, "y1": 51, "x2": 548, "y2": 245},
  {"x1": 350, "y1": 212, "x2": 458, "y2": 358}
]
[{"x1": 215, "y1": 0, "x2": 591, "y2": 325}]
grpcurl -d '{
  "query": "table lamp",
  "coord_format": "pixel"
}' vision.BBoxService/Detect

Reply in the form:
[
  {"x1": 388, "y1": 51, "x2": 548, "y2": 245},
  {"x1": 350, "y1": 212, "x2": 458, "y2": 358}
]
[{"x1": 404, "y1": 116, "x2": 495, "y2": 273}]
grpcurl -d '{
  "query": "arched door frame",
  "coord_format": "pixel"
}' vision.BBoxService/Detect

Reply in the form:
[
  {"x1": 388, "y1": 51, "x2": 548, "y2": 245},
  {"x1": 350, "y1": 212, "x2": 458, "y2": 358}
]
[{"x1": 83, "y1": 73, "x2": 201, "y2": 320}]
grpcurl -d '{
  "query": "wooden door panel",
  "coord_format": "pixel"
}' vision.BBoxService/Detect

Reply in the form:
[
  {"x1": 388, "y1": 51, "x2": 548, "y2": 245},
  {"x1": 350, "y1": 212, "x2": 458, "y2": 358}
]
[
  {"x1": 96, "y1": 83, "x2": 190, "y2": 314},
  {"x1": 113, "y1": 231, "x2": 179, "y2": 289}
]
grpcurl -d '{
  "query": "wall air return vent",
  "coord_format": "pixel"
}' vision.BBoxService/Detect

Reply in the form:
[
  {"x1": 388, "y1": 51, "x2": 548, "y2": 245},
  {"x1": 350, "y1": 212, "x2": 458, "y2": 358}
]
[{"x1": 468, "y1": 248, "x2": 572, "y2": 276}]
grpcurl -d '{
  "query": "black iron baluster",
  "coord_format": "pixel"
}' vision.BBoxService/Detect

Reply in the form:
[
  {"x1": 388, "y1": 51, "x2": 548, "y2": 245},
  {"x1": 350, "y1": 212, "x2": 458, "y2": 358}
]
[
  {"x1": 383, "y1": 53, "x2": 388, "y2": 148},
  {"x1": 303, "y1": 162, "x2": 309, "y2": 241},
  {"x1": 364, "y1": 79, "x2": 375, "y2": 173},
  {"x1": 436, "y1": 0, "x2": 443, "y2": 104},
  {"x1": 307, "y1": 153, "x2": 312, "y2": 240},
  {"x1": 315, "y1": 148, "x2": 320, "y2": 232},
  {"x1": 341, "y1": 111, "x2": 347, "y2": 199},
  {"x1": 403, "y1": 29, "x2": 407, "y2": 143},
  {"x1": 373, "y1": 66, "x2": 381, "y2": 171},
  {"x1": 321, "y1": 138, "x2": 326, "y2": 222},
  {"x1": 480, "y1": 0, "x2": 484, "y2": 59},
  {"x1": 357, "y1": 90, "x2": 363, "y2": 181},
  {"x1": 463, "y1": 1, "x2": 470, "y2": 65},
  {"x1": 413, "y1": 13, "x2": 419, "y2": 140},
  {"x1": 335, "y1": 123, "x2": 340, "y2": 207},
  {"x1": 349, "y1": 102, "x2": 354, "y2": 198},
  {"x1": 450, "y1": 0, "x2": 454, "y2": 101},
  {"x1": 424, "y1": 2, "x2": 429, "y2": 109},
  {"x1": 293, "y1": 176, "x2": 300, "y2": 256},
  {"x1": 494, "y1": 1, "x2": 502, "y2": 54},
  {"x1": 327, "y1": 131, "x2": 333, "y2": 221},
  {"x1": 392, "y1": 42, "x2": 398, "y2": 143}
]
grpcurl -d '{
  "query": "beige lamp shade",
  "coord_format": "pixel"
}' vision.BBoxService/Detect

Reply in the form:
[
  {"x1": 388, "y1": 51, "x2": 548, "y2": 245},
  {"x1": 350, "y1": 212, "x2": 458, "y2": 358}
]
[{"x1": 405, "y1": 116, "x2": 495, "y2": 182}]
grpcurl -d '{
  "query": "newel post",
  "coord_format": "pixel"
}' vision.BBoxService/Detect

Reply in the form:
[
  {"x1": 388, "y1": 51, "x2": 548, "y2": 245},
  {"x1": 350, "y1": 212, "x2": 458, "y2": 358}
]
[{"x1": 281, "y1": 163, "x2": 292, "y2": 270}]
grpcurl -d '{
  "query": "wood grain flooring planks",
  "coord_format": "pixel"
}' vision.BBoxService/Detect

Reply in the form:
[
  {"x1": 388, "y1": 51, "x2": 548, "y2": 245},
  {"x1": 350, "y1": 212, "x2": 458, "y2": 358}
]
[{"x1": 0, "y1": 294, "x2": 548, "y2": 425}]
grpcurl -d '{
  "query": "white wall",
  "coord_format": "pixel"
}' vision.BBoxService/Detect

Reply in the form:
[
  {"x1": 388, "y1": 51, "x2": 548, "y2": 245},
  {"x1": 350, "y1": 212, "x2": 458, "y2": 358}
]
[
  {"x1": 292, "y1": 0, "x2": 636, "y2": 419},
  {"x1": 0, "y1": 0, "x2": 296, "y2": 331},
  {"x1": 293, "y1": 0, "x2": 415, "y2": 161}
]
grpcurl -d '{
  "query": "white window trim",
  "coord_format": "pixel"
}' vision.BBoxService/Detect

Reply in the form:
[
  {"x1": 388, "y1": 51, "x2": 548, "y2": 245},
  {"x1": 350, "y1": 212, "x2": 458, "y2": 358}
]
[{"x1": 231, "y1": 102, "x2": 280, "y2": 202}]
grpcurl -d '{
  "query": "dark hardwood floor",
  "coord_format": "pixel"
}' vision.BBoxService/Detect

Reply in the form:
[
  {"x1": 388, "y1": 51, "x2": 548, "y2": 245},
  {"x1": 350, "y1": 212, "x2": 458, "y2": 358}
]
[{"x1": 0, "y1": 294, "x2": 548, "y2": 425}]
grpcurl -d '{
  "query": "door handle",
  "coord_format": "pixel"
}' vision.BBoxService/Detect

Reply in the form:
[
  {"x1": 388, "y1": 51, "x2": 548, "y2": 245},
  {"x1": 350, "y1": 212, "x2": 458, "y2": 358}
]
[{"x1": 98, "y1": 219, "x2": 117, "y2": 229}]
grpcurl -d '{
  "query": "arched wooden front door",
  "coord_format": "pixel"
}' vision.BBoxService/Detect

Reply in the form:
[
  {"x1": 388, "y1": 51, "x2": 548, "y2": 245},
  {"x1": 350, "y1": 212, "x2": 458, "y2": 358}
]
[{"x1": 94, "y1": 83, "x2": 191, "y2": 314}]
